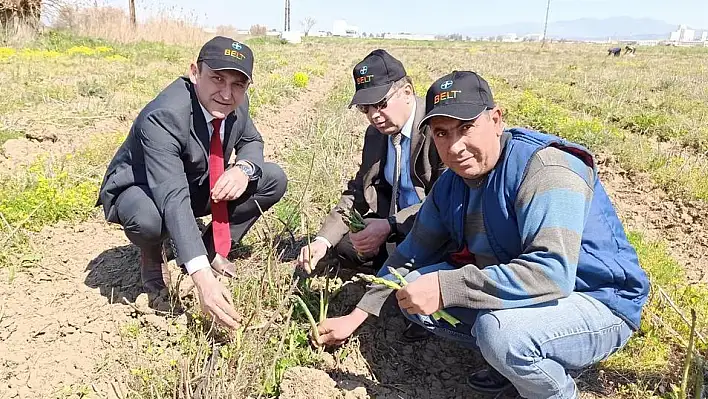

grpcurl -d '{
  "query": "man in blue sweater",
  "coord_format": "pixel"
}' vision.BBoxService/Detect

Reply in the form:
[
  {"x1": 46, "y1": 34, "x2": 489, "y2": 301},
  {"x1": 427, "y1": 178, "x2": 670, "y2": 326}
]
[{"x1": 314, "y1": 70, "x2": 650, "y2": 399}]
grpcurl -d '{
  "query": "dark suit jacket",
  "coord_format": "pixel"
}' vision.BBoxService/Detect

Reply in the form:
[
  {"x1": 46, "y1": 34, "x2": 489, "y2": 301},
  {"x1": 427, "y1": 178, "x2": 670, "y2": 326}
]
[
  {"x1": 317, "y1": 96, "x2": 446, "y2": 247},
  {"x1": 97, "y1": 77, "x2": 264, "y2": 263}
]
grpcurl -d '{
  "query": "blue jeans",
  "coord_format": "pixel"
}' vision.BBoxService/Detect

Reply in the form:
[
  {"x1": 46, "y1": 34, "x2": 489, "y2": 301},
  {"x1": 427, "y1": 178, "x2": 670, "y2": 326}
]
[{"x1": 379, "y1": 262, "x2": 634, "y2": 399}]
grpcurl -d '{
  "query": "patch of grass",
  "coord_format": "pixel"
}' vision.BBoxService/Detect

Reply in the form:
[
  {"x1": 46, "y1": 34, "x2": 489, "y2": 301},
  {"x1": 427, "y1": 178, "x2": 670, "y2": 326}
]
[
  {"x1": 499, "y1": 88, "x2": 708, "y2": 201},
  {"x1": 0, "y1": 133, "x2": 124, "y2": 232},
  {"x1": 0, "y1": 132, "x2": 124, "y2": 271},
  {"x1": 0, "y1": 128, "x2": 23, "y2": 147},
  {"x1": 600, "y1": 231, "x2": 708, "y2": 397}
]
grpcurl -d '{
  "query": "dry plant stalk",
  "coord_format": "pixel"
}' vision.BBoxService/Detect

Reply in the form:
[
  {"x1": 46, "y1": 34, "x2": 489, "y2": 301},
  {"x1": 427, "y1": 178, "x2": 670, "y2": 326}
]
[{"x1": 680, "y1": 309, "x2": 698, "y2": 399}]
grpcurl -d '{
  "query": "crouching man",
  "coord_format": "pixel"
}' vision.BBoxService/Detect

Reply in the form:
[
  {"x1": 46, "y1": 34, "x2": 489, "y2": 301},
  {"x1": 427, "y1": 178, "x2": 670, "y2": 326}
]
[{"x1": 314, "y1": 70, "x2": 650, "y2": 399}]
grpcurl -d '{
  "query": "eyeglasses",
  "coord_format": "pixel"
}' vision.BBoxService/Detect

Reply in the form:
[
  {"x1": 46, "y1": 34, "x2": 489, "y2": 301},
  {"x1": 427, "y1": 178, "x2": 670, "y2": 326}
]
[{"x1": 356, "y1": 86, "x2": 402, "y2": 114}]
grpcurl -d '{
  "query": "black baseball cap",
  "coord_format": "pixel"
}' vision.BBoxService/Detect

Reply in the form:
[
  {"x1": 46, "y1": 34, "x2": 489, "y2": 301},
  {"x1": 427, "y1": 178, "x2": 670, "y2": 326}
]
[
  {"x1": 348, "y1": 49, "x2": 407, "y2": 108},
  {"x1": 418, "y1": 71, "x2": 495, "y2": 129},
  {"x1": 197, "y1": 36, "x2": 254, "y2": 81}
]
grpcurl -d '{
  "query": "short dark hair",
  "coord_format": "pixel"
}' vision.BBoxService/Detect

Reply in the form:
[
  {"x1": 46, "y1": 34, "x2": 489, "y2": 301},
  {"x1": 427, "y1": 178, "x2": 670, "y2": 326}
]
[{"x1": 392, "y1": 75, "x2": 415, "y2": 95}]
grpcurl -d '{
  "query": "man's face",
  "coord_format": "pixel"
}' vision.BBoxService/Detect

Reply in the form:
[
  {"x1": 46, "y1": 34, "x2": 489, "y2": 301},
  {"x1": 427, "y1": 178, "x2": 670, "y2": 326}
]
[
  {"x1": 189, "y1": 63, "x2": 250, "y2": 118},
  {"x1": 358, "y1": 83, "x2": 414, "y2": 135},
  {"x1": 428, "y1": 107, "x2": 504, "y2": 179}
]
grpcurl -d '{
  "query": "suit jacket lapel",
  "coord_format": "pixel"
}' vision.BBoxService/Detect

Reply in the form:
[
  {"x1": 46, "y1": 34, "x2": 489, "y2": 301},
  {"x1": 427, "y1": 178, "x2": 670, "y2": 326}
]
[
  {"x1": 223, "y1": 112, "x2": 238, "y2": 165},
  {"x1": 188, "y1": 87, "x2": 209, "y2": 163},
  {"x1": 372, "y1": 131, "x2": 388, "y2": 182}
]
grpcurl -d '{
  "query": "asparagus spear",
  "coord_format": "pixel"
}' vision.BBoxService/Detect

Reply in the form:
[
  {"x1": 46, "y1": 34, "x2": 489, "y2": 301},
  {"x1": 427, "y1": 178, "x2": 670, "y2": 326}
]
[
  {"x1": 337, "y1": 207, "x2": 366, "y2": 233},
  {"x1": 356, "y1": 269, "x2": 462, "y2": 327}
]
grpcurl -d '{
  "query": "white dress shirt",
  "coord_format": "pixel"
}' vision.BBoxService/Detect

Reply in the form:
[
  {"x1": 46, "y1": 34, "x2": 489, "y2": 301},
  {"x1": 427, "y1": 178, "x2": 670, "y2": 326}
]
[{"x1": 314, "y1": 100, "x2": 417, "y2": 249}]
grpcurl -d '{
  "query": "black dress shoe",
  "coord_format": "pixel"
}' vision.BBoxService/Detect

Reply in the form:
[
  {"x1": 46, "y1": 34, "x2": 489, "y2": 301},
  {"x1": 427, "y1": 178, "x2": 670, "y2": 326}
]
[
  {"x1": 466, "y1": 366, "x2": 512, "y2": 394},
  {"x1": 401, "y1": 321, "x2": 432, "y2": 342},
  {"x1": 140, "y1": 245, "x2": 168, "y2": 293}
]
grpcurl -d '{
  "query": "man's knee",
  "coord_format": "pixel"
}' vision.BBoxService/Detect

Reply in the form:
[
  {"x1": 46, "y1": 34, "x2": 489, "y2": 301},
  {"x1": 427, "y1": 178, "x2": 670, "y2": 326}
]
[
  {"x1": 258, "y1": 162, "x2": 288, "y2": 205},
  {"x1": 474, "y1": 311, "x2": 532, "y2": 370},
  {"x1": 115, "y1": 187, "x2": 164, "y2": 247}
]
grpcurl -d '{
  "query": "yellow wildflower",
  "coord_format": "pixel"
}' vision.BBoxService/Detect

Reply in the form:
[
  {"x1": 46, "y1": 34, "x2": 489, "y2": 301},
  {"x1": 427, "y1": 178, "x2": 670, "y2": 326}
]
[
  {"x1": 66, "y1": 46, "x2": 96, "y2": 56},
  {"x1": 0, "y1": 47, "x2": 17, "y2": 59}
]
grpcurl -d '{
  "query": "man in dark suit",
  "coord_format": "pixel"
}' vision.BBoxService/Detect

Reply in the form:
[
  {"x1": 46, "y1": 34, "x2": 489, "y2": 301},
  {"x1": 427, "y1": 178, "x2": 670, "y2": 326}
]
[
  {"x1": 295, "y1": 49, "x2": 446, "y2": 341},
  {"x1": 97, "y1": 36, "x2": 287, "y2": 329}
]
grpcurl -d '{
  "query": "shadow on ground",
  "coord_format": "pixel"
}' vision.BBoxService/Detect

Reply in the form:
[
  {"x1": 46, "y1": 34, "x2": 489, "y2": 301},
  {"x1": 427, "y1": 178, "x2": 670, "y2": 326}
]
[{"x1": 84, "y1": 243, "x2": 143, "y2": 303}]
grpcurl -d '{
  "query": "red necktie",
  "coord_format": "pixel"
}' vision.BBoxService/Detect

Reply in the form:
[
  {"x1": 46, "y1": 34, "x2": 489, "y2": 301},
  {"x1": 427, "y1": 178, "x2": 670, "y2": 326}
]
[{"x1": 209, "y1": 118, "x2": 231, "y2": 257}]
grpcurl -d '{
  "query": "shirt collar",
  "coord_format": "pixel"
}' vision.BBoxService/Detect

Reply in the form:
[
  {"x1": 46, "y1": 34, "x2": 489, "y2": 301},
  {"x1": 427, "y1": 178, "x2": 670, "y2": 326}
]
[
  {"x1": 199, "y1": 102, "x2": 215, "y2": 125},
  {"x1": 399, "y1": 99, "x2": 416, "y2": 139}
]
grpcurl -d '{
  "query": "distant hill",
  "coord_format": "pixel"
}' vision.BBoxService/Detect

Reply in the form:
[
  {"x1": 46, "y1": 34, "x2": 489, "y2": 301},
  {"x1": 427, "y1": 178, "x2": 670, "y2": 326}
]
[{"x1": 460, "y1": 17, "x2": 698, "y2": 41}]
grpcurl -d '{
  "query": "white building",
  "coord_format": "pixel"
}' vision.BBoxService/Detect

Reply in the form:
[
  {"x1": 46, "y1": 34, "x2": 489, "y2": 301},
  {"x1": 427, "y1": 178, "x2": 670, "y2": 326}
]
[
  {"x1": 332, "y1": 20, "x2": 359, "y2": 37},
  {"x1": 669, "y1": 25, "x2": 697, "y2": 42},
  {"x1": 702, "y1": 31, "x2": 708, "y2": 42},
  {"x1": 683, "y1": 28, "x2": 695, "y2": 42},
  {"x1": 383, "y1": 33, "x2": 436, "y2": 41}
]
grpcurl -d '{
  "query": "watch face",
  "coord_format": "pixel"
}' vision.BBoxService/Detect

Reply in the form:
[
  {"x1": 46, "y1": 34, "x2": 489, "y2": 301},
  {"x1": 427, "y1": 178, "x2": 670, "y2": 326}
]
[{"x1": 238, "y1": 163, "x2": 253, "y2": 175}]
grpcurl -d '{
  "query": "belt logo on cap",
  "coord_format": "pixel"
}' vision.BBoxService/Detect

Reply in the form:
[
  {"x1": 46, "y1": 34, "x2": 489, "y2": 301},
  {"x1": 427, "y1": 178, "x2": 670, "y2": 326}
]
[
  {"x1": 232, "y1": 42, "x2": 242, "y2": 50},
  {"x1": 440, "y1": 80, "x2": 454, "y2": 90},
  {"x1": 359, "y1": 65, "x2": 368, "y2": 75}
]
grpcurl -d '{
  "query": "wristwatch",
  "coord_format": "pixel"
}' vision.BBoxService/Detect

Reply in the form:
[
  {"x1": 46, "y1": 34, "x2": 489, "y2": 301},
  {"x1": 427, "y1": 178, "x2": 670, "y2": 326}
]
[
  {"x1": 387, "y1": 215, "x2": 398, "y2": 239},
  {"x1": 235, "y1": 162, "x2": 258, "y2": 181}
]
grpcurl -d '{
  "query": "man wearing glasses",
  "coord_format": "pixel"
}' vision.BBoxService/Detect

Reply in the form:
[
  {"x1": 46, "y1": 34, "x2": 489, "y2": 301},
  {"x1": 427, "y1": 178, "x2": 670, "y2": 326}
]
[
  {"x1": 314, "y1": 71, "x2": 649, "y2": 398},
  {"x1": 97, "y1": 36, "x2": 287, "y2": 330},
  {"x1": 295, "y1": 49, "x2": 446, "y2": 342}
]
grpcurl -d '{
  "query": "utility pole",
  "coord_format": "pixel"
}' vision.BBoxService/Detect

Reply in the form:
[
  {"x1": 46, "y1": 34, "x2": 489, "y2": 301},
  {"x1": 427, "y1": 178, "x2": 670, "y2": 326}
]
[
  {"x1": 541, "y1": 0, "x2": 551, "y2": 48},
  {"x1": 284, "y1": 0, "x2": 290, "y2": 31},
  {"x1": 128, "y1": 0, "x2": 136, "y2": 27}
]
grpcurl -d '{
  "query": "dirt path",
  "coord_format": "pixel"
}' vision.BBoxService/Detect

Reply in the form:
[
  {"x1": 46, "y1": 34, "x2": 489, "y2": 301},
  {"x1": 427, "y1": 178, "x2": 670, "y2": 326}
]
[
  {"x1": 0, "y1": 67, "x2": 343, "y2": 398},
  {"x1": 256, "y1": 60, "x2": 350, "y2": 161},
  {"x1": 0, "y1": 221, "x2": 135, "y2": 398}
]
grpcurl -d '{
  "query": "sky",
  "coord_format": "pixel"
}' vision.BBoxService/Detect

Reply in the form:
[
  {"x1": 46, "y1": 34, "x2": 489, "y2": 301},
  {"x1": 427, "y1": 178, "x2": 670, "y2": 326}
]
[{"x1": 100, "y1": 0, "x2": 708, "y2": 35}]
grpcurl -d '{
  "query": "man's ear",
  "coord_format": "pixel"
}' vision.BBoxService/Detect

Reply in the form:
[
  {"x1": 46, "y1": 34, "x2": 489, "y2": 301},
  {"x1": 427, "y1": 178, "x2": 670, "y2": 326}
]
[
  {"x1": 188, "y1": 63, "x2": 199, "y2": 84},
  {"x1": 491, "y1": 107, "x2": 504, "y2": 135}
]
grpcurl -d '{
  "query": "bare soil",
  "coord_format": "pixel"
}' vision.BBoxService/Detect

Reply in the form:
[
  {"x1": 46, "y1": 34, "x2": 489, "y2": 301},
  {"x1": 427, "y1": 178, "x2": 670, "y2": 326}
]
[
  {"x1": 2, "y1": 74, "x2": 708, "y2": 399},
  {"x1": 0, "y1": 70, "x2": 339, "y2": 398},
  {"x1": 0, "y1": 117, "x2": 130, "y2": 177}
]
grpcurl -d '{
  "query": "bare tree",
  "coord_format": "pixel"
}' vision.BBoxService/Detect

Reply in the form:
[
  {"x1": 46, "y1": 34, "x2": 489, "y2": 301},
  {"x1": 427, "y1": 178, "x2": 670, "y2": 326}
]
[{"x1": 300, "y1": 17, "x2": 315, "y2": 36}]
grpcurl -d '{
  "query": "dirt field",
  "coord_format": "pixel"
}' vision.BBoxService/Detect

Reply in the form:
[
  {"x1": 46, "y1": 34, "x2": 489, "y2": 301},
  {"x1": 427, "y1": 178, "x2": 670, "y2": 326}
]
[{"x1": 1, "y1": 33, "x2": 707, "y2": 399}]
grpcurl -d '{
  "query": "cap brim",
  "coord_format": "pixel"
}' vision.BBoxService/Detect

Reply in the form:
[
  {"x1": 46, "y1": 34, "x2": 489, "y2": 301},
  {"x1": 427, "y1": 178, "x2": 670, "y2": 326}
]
[
  {"x1": 417, "y1": 103, "x2": 487, "y2": 130},
  {"x1": 347, "y1": 82, "x2": 393, "y2": 108},
  {"x1": 203, "y1": 59, "x2": 253, "y2": 81}
]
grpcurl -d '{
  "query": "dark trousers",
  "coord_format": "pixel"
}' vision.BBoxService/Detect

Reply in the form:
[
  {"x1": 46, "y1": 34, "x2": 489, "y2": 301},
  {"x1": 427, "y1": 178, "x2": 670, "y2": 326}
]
[
  {"x1": 333, "y1": 231, "x2": 398, "y2": 273},
  {"x1": 113, "y1": 162, "x2": 287, "y2": 261}
]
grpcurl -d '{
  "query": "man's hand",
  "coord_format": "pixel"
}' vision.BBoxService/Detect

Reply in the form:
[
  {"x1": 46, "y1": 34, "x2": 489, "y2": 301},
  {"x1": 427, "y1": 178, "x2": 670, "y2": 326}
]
[
  {"x1": 211, "y1": 166, "x2": 249, "y2": 203},
  {"x1": 191, "y1": 268, "x2": 241, "y2": 329},
  {"x1": 349, "y1": 218, "x2": 391, "y2": 255},
  {"x1": 314, "y1": 308, "x2": 369, "y2": 347},
  {"x1": 296, "y1": 240, "x2": 328, "y2": 274},
  {"x1": 396, "y1": 272, "x2": 443, "y2": 316}
]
